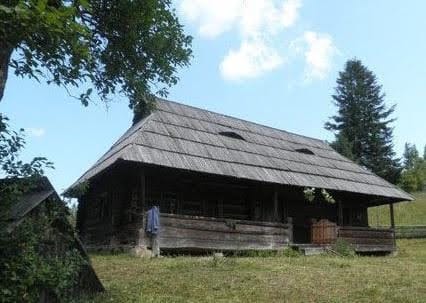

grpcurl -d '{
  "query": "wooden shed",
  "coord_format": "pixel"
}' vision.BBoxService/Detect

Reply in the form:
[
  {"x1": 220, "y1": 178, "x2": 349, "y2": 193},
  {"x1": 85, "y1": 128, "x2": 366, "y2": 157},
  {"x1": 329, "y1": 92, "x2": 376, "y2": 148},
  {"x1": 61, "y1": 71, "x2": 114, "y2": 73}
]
[
  {"x1": 4, "y1": 177, "x2": 103, "y2": 301},
  {"x1": 67, "y1": 99, "x2": 412, "y2": 253}
]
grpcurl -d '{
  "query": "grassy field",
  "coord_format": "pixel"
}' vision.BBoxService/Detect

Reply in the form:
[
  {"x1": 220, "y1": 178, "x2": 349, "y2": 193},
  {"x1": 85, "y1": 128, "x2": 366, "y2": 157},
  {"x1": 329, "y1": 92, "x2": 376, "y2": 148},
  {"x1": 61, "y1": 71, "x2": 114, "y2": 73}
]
[
  {"x1": 84, "y1": 239, "x2": 426, "y2": 303},
  {"x1": 369, "y1": 191, "x2": 426, "y2": 226}
]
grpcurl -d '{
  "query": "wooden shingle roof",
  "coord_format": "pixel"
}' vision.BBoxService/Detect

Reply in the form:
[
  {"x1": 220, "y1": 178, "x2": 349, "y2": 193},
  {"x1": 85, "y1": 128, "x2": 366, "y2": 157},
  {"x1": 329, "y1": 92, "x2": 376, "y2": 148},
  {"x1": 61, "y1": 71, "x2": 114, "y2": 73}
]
[{"x1": 69, "y1": 99, "x2": 412, "y2": 201}]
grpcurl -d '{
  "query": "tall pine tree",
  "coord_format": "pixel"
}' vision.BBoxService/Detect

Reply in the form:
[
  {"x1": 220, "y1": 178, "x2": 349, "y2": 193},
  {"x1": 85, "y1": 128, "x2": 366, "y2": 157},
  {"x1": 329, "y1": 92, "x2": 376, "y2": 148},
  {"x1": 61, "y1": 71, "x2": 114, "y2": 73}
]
[{"x1": 325, "y1": 59, "x2": 401, "y2": 183}]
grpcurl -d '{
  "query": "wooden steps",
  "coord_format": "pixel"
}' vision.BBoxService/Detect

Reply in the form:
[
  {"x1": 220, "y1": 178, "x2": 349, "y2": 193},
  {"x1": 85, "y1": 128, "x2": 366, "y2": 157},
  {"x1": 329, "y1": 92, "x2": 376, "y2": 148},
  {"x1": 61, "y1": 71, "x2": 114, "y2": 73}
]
[{"x1": 291, "y1": 244, "x2": 331, "y2": 256}]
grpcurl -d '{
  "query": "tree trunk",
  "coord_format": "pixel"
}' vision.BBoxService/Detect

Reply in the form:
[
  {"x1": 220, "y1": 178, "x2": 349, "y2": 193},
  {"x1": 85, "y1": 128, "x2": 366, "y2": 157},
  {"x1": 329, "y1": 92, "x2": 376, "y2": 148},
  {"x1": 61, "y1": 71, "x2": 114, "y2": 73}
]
[{"x1": 0, "y1": 46, "x2": 13, "y2": 102}]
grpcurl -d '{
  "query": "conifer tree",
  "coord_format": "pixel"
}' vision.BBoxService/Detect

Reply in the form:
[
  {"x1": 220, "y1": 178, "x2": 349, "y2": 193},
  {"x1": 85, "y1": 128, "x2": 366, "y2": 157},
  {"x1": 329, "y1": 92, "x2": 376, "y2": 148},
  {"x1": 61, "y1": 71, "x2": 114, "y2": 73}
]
[
  {"x1": 424, "y1": 145, "x2": 426, "y2": 160},
  {"x1": 403, "y1": 143, "x2": 419, "y2": 169},
  {"x1": 325, "y1": 59, "x2": 401, "y2": 183}
]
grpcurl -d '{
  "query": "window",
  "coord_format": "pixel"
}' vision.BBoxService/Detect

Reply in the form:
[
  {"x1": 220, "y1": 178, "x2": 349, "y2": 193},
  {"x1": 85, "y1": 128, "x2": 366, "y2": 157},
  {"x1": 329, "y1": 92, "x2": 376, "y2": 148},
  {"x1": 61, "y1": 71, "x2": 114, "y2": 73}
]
[
  {"x1": 219, "y1": 131, "x2": 245, "y2": 141},
  {"x1": 295, "y1": 148, "x2": 315, "y2": 155}
]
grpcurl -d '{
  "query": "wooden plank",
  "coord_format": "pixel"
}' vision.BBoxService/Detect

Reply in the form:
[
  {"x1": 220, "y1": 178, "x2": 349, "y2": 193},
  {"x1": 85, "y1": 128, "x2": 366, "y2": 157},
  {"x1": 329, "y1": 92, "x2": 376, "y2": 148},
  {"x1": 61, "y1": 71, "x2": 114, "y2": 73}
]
[
  {"x1": 160, "y1": 213, "x2": 290, "y2": 228},
  {"x1": 157, "y1": 213, "x2": 290, "y2": 251},
  {"x1": 338, "y1": 237, "x2": 394, "y2": 245}
]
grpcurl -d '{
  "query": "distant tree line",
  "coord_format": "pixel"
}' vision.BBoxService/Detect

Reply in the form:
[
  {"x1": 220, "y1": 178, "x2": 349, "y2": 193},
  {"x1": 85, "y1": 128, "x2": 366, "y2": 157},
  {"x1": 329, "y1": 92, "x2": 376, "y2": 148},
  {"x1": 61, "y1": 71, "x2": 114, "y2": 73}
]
[{"x1": 399, "y1": 143, "x2": 426, "y2": 192}]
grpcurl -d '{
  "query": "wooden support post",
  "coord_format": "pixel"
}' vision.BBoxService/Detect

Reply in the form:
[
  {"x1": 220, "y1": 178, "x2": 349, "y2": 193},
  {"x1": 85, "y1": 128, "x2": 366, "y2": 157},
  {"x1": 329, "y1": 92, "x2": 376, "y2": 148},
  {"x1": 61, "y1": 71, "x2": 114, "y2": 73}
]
[
  {"x1": 287, "y1": 217, "x2": 293, "y2": 244},
  {"x1": 140, "y1": 170, "x2": 146, "y2": 211},
  {"x1": 137, "y1": 169, "x2": 147, "y2": 247},
  {"x1": 337, "y1": 200, "x2": 343, "y2": 227},
  {"x1": 273, "y1": 187, "x2": 279, "y2": 222},
  {"x1": 389, "y1": 203, "x2": 395, "y2": 229},
  {"x1": 389, "y1": 203, "x2": 396, "y2": 250}
]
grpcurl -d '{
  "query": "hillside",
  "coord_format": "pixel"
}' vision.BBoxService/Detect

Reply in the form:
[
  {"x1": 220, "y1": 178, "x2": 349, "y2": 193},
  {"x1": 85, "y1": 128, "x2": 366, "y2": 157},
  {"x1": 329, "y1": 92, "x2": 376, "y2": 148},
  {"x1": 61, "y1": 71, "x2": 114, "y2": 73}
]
[{"x1": 369, "y1": 191, "x2": 426, "y2": 226}]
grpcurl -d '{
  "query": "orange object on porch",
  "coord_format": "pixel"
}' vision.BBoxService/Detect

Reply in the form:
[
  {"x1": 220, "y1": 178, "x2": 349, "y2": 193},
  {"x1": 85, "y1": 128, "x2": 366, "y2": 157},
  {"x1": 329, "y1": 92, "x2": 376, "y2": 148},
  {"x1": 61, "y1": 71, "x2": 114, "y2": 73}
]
[{"x1": 311, "y1": 219, "x2": 337, "y2": 244}]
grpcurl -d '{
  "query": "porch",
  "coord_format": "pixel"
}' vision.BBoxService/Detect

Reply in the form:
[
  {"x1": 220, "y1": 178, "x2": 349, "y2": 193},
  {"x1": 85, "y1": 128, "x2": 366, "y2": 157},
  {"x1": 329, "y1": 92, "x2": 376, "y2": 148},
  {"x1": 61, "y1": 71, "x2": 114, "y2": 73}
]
[{"x1": 142, "y1": 213, "x2": 396, "y2": 253}]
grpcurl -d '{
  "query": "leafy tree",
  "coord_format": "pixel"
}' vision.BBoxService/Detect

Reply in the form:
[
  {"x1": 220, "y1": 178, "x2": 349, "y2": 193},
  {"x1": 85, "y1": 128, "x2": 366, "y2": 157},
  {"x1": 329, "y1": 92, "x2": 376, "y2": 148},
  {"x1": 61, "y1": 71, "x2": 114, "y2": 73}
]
[
  {"x1": 325, "y1": 59, "x2": 401, "y2": 183},
  {"x1": 403, "y1": 143, "x2": 419, "y2": 170},
  {"x1": 0, "y1": 115, "x2": 87, "y2": 302},
  {"x1": 399, "y1": 159, "x2": 426, "y2": 192},
  {"x1": 400, "y1": 142, "x2": 426, "y2": 192},
  {"x1": 0, "y1": 0, "x2": 192, "y2": 122},
  {"x1": 399, "y1": 170, "x2": 418, "y2": 193}
]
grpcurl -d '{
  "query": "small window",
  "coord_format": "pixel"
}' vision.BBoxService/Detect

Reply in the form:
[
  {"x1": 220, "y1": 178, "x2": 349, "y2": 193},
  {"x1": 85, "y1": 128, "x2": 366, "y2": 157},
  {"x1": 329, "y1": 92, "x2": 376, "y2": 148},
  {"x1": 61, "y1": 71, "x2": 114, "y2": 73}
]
[
  {"x1": 219, "y1": 131, "x2": 245, "y2": 141},
  {"x1": 295, "y1": 148, "x2": 315, "y2": 155}
]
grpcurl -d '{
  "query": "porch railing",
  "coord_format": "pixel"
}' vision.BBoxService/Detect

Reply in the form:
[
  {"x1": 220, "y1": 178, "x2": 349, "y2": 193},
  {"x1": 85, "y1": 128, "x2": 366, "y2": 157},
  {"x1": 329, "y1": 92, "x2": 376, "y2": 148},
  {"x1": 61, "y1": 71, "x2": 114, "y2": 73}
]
[
  {"x1": 337, "y1": 226, "x2": 396, "y2": 252},
  {"x1": 148, "y1": 213, "x2": 292, "y2": 251}
]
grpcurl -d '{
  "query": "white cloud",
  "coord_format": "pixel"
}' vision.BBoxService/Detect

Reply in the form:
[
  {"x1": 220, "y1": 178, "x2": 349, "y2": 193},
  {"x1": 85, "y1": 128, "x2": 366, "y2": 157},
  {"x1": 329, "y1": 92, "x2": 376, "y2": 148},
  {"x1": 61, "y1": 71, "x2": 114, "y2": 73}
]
[
  {"x1": 281, "y1": 0, "x2": 303, "y2": 28},
  {"x1": 220, "y1": 38, "x2": 284, "y2": 81},
  {"x1": 291, "y1": 31, "x2": 338, "y2": 81},
  {"x1": 27, "y1": 127, "x2": 46, "y2": 138},
  {"x1": 179, "y1": 0, "x2": 241, "y2": 38},
  {"x1": 180, "y1": 0, "x2": 337, "y2": 82},
  {"x1": 180, "y1": 0, "x2": 303, "y2": 81}
]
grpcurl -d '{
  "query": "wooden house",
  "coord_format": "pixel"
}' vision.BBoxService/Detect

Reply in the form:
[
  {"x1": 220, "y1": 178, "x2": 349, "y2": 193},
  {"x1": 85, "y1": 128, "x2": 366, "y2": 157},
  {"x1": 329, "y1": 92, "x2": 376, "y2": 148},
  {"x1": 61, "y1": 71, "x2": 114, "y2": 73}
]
[
  {"x1": 4, "y1": 177, "x2": 103, "y2": 301},
  {"x1": 67, "y1": 99, "x2": 412, "y2": 253}
]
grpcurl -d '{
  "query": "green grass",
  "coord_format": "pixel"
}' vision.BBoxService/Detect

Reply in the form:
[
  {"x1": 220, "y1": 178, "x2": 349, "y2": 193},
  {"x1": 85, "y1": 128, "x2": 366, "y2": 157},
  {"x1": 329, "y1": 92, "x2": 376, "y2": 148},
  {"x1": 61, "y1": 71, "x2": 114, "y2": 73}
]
[
  {"x1": 83, "y1": 239, "x2": 426, "y2": 303},
  {"x1": 369, "y1": 191, "x2": 426, "y2": 226}
]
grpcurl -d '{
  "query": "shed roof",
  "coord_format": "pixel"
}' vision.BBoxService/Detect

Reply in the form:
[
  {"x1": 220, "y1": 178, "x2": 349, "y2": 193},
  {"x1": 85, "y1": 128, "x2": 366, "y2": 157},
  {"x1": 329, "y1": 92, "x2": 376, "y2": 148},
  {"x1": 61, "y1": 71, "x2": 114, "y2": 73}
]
[
  {"x1": 5, "y1": 177, "x2": 59, "y2": 223},
  {"x1": 68, "y1": 99, "x2": 412, "y2": 201}
]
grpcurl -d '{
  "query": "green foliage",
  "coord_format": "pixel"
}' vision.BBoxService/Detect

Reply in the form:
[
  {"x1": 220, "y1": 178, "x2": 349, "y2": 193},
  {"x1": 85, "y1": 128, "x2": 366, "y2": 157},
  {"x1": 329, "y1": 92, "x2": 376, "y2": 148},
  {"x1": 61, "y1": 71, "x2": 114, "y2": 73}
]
[
  {"x1": 0, "y1": 210, "x2": 86, "y2": 302},
  {"x1": 0, "y1": 114, "x2": 53, "y2": 178},
  {"x1": 333, "y1": 239, "x2": 356, "y2": 257},
  {"x1": 303, "y1": 187, "x2": 336, "y2": 204},
  {"x1": 278, "y1": 247, "x2": 301, "y2": 257},
  {"x1": 399, "y1": 170, "x2": 420, "y2": 192},
  {"x1": 303, "y1": 187, "x2": 316, "y2": 202},
  {"x1": 0, "y1": 115, "x2": 86, "y2": 302},
  {"x1": 325, "y1": 59, "x2": 401, "y2": 183},
  {"x1": 0, "y1": 0, "x2": 192, "y2": 121},
  {"x1": 330, "y1": 133, "x2": 355, "y2": 161},
  {"x1": 0, "y1": 114, "x2": 53, "y2": 227},
  {"x1": 399, "y1": 143, "x2": 426, "y2": 192},
  {"x1": 403, "y1": 143, "x2": 419, "y2": 169}
]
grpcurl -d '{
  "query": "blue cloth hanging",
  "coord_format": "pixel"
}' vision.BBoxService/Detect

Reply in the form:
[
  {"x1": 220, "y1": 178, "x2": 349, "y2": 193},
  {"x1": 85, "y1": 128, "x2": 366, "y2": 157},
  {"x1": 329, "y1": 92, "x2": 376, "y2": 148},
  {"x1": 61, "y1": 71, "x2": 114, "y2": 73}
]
[{"x1": 146, "y1": 206, "x2": 160, "y2": 235}]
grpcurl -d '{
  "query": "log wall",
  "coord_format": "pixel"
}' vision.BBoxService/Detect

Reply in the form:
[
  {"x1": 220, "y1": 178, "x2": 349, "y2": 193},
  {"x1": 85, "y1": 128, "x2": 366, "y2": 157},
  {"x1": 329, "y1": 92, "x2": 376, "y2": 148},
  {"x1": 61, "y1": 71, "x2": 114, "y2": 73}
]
[
  {"x1": 155, "y1": 213, "x2": 291, "y2": 251},
  {"x1": 77, "y1": 163, "x2": 395, "y2": 253}
]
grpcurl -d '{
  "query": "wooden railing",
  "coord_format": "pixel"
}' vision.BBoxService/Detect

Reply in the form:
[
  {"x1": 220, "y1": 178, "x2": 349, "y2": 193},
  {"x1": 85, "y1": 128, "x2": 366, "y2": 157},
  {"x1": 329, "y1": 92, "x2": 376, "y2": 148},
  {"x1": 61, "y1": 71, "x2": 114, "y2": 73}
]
[{"x1": 337, "y1": 226, "x2": 395, "y2": 252}]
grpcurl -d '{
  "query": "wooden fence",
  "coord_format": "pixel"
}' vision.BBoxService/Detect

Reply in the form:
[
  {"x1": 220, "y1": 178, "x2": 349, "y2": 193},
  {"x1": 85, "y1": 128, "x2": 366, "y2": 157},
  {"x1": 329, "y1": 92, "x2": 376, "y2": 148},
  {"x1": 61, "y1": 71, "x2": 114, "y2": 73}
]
[{"x1": 394, "y1": 226, "x2": 426, "y2": 239}]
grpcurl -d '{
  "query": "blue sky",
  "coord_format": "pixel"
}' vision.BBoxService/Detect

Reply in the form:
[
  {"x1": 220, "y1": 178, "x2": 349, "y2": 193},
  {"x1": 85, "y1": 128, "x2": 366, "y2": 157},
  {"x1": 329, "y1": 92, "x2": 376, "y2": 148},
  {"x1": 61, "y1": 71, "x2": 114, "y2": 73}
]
[{"x1": 1, "y1": 0, "x2": 426, "y2": 194}]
